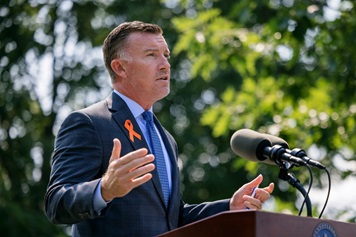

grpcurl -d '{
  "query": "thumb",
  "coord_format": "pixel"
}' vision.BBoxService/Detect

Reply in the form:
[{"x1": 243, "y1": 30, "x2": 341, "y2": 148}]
[
  {"x1": 245, "y1": 174, "x2": 263, "y2": 192},
  {"x1": 109, "y1": 138, "x2": 122, "y2": 163}
]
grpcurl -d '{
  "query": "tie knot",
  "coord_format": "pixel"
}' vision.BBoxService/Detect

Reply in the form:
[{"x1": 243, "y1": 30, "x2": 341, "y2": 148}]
[{"x1": 142, "y1": 110, "x2": 153, "y2": 124}]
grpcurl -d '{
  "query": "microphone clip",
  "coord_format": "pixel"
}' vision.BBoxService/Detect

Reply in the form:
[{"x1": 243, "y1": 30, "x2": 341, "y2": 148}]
[{"x1": 264, "y1": 145, "x2": 307, "y2": 169}]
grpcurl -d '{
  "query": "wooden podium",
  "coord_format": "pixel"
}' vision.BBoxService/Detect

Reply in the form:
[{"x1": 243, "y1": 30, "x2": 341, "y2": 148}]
[{"x1": 158, "y1": 210, "x2": 356, "y2": 237}]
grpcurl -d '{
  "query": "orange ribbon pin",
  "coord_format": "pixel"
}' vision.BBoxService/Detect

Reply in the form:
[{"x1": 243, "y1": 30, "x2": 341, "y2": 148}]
[{"x1": 124, "y1": 119, "x2": 142, "y2": 142}]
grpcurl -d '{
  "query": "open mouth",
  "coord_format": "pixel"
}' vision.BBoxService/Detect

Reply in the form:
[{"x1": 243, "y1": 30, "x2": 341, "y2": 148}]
[{"x1": 158, "y1": 76, "x2": 168, "y2": 81}]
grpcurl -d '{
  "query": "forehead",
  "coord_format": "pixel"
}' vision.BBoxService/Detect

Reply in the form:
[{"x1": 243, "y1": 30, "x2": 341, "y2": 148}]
[{"x1": 126, "y1": 32, "x2": 169, "y2": 51}]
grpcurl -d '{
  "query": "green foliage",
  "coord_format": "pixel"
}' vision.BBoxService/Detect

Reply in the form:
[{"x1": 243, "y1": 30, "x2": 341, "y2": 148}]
[
  {"x1": 173, "y1": 9, "x2": 237, "y2": 81},
  {"x1": 172, "y1": 0, "x2": 356, "y2": 221}
]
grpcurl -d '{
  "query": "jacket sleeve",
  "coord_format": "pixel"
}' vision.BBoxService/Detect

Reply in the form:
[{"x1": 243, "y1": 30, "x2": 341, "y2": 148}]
[
  {"x1": 178, "y1": 198, "x2": 230, "y2": 226},
  {"x1": 44, "y1": 111, "x2": 110, "y2": 224}
]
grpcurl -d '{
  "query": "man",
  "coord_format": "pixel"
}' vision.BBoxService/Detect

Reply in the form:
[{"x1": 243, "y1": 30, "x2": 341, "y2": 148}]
[{"x1": 44, "y1": 21, "x2": 274, "y2": 237}]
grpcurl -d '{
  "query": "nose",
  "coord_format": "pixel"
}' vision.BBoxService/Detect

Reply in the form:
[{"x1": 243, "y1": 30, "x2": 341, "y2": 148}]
[{"x1": 159, "y1": 56, "x2": 170, "y2": 71}]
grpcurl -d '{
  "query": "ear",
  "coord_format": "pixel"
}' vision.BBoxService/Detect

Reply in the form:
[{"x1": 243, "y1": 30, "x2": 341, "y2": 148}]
[{"x1": 111, "y1": 59, "x2": 127, "y2": 79}]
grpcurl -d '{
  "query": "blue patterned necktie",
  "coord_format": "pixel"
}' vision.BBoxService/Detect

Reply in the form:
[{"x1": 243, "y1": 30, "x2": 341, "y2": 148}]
[{"x1": 142, "y1": 111, "x2": 170, "y2": 206}]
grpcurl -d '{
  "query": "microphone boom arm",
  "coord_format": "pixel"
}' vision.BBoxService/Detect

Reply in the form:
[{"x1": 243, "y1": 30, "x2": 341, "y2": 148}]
[{"x1": 278, "y1": 168, "x2": 313, "y2": 217}]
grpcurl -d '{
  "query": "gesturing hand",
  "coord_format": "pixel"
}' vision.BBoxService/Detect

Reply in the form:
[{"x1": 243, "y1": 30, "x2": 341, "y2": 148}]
[
  {"x1": 230, "y1": 174, "x2": 274, "y2": 210},
  {"x1": 101, "y1": 138, "x2": 155, "y2": 202}
]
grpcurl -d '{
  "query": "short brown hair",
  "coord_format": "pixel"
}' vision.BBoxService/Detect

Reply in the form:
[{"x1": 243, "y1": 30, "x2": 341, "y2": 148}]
[{"x1": 103, "y1": 21, "x2": 163, "y2": 82}]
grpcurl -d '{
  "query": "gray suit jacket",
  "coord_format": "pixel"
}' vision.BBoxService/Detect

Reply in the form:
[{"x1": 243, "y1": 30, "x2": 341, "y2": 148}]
[{"x1": 45, "y1": 92, "x2": 229, "y2": 237}]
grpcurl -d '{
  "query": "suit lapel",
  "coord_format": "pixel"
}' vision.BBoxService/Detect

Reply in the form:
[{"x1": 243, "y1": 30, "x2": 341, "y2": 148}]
[
  {"x1": 108, "y1": 93, "x2": 146, "y2": 151},
  {"x1": 107, "y1": 92, "x2": 168, "y2": 208}
]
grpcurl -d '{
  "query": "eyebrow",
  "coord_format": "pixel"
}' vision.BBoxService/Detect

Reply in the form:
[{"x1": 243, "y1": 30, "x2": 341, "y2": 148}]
[
  {"x1": 143, "y1": 49, "x2": 171, "y2": 58},
  {"x1": 144, "y1": 48, "x2": 170, "y2": 53},
  {"x1": 144, "y1": 48, "x2": 158, "y2": 53}
]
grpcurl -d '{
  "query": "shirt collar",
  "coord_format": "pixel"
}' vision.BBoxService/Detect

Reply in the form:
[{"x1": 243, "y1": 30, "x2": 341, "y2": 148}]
[{"x1": 113, "y1": 90, "x2": 152, "y2": 119}]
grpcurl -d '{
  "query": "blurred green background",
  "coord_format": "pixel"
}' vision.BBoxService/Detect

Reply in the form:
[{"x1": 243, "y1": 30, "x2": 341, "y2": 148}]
[{"x1": 1, "y1": 0, "x2": 355, "y2": 236}]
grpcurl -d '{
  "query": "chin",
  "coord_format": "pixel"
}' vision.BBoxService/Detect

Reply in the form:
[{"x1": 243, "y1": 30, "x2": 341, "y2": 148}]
[{"x1": 155, "y1": 89, "x2": 170, "y2": 101}]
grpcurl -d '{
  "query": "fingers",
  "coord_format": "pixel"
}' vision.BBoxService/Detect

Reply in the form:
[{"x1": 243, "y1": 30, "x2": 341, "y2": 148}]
[
  {"x1": 264, "y1": 182, "x2": 275, "y2": 194},
  {"x1": 126, "y1": 162, "x2": 155, "y2": 182},
  {"x1": 230, "y1": 174, "x2": 274, "y2": 211},
  {"x1": 253, "y1": 182, "x2": 274, "y2": 202},
  {"x1": 244, "y1": 175, "x2": 274, "y2": 210},
  {"x1": 243, "y1": 197, "x2": 262, "y2": 210},
  {"x1": 109, "y1": 138, "x2": 153, "y2": 171},
  {"x1": 239, "y1": 174, "x2": 263, "y2": 197},
  {"x1": 248, "y1": 174, "x2": 263, "y2": 189},
  {"x1": 247, "y1": 175, "x2": 274, "y2": 196},
  {"x1": 102, "y1": 139, "x2": 156, "y2": 200},
  {"x1": 109, "y1": 138, "x2": 122, "y2": 163},
  {"x1": 130, "y1": 171, "x2": 154, "y2": 188}
]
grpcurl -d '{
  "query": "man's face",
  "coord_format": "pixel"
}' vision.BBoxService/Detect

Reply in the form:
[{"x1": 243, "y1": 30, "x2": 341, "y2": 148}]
[{"x1": 116, "y1": 32, "x2": 171, "y2": 109}]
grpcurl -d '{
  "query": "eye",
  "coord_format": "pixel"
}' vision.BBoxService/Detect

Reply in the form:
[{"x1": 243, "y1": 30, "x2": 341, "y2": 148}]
[{"x1": 165, "y1": 54, "x2": 171, "y2": 59}]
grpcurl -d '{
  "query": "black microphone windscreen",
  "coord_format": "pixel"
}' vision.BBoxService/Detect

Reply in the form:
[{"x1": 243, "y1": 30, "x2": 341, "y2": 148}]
[{"x1": 230, "y1": 129, "x2": 275, "y2": 165}]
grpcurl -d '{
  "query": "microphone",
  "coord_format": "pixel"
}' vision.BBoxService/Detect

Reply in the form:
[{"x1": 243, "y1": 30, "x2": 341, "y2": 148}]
[
  {"x1": 230, "y1": 128, "x2": 275, "y2": 165},
  {"x1": 263, "y1": 133, "x2": 326, "y2": 169},
  {"x1": 290, "y1": 148, "x2": 326, "y2": 169},
  {"x1": 263, "y1": 133, "x2": 289, "y2": 149},
  {"x1": 230, "y1": 129, "x2": 306, "y2": 166},
  {"x1": 231, "y1": 129, "x2": 319, "y2": 218}
]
